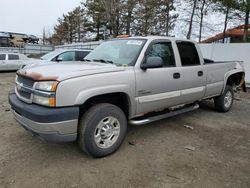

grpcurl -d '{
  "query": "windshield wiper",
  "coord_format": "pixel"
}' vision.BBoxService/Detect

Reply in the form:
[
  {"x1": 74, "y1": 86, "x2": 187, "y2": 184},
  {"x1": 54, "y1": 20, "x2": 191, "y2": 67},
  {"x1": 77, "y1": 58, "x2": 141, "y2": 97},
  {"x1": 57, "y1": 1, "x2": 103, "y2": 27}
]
[{"x1": 93, "y1": 59, "x2": 114, "y2": 64}]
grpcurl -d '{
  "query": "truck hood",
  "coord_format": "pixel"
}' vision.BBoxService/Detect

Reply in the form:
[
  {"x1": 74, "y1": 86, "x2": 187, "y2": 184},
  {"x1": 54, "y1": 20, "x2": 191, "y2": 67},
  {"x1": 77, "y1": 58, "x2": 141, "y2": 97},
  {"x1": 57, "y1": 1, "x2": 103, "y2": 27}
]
[{"x1": 17, "y1": 61, "x2": 125, "y2": 81}]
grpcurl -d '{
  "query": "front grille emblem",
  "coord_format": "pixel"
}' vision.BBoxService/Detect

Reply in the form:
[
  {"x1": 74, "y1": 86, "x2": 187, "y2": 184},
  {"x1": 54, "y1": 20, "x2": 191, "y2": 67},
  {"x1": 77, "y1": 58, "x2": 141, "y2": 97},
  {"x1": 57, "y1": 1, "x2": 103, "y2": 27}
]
[{"x1": 16, "y1": 83, "x2": 23, "y2": 91}]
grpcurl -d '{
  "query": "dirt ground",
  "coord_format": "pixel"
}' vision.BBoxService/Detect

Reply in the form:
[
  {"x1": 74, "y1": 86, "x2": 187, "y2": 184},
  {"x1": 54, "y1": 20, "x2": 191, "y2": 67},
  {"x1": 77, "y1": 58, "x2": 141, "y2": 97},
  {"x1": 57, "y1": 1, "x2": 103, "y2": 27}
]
[{"x1": 0, "y1": 72, "x2": 250, "y2": 188}]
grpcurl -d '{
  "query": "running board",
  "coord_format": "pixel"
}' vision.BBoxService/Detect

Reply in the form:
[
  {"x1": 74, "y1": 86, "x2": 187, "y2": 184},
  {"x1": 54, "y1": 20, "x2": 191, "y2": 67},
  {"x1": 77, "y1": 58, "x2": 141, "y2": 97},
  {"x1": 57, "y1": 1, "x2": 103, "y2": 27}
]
[{"x1": 129, "y1": 103, "x2": 199, "y2": 126}]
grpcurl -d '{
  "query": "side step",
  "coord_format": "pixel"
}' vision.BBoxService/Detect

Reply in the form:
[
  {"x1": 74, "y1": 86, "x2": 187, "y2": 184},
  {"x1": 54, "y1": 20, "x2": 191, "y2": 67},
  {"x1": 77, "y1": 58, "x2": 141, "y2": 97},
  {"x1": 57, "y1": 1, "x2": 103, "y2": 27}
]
[{"x1": 129, "y1": 103, "x2": 199, "y2": 126}]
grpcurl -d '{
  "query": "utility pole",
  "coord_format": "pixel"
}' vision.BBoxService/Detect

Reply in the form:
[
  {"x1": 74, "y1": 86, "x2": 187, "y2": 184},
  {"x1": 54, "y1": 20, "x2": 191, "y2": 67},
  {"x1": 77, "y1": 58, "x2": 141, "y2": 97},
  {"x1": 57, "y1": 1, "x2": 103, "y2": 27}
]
[{"x1": 42, "y1": 27, "x2": 46, "y2": 45}]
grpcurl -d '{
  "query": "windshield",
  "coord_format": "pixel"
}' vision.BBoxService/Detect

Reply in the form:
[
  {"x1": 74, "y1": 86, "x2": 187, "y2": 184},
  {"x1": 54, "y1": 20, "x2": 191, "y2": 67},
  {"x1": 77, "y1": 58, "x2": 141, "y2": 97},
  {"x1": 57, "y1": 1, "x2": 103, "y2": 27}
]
[
  {"x1": 40, "y1": 50, "x2": 63, "y2": 60},
  {"x1": 85, "y1": 39, "x2": 146, "y2": 66}
]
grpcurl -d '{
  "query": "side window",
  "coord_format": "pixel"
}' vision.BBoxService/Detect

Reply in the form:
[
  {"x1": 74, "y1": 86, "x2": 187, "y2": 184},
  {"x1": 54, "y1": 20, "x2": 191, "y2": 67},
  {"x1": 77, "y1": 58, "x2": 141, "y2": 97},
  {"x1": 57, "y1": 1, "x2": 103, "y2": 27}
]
[
  {"x1": 147, "y1": 42, "x2": 175, "y2": 67},
  {"x1": 176, "y1": 42, "x2": 200, "y2": 66},
  {"x1": 57, "y1": 51, "x2": 75, "y2": 61},
  {"x1": 8, "y1": 54, "x2": 19, "y2": 60},
  {"x1": 0, "y1": 54, "x2": 6, "y2": 60},
  {"x1": 75, "y1": 51, "x2": 90, "y2": 61}
]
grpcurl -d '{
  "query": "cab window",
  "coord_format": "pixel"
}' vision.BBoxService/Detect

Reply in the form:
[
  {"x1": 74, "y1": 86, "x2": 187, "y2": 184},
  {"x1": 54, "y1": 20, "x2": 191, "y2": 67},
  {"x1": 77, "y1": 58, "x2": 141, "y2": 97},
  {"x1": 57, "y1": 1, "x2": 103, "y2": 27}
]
[
  {"x1": 176, "y1": 42, "x2": 200, "y2": 66},
  {"x1": 147, "y1": 42, "x2": 176, "y2": 67}
]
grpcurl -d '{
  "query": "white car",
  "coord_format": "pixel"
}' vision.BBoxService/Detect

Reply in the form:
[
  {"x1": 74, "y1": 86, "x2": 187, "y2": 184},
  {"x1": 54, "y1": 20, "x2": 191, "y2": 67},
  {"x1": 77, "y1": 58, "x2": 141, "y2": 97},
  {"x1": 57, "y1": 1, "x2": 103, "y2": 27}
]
[
  {"x1": 0, "y1": 53, "x2": 32, "y2": 71},
  {"x1": 24, "y1": 49, "x2": 92, "y2": 68},
  {"x1": 15, "y1": 49, "x2": 92, "y2": 70},
  {"x1": 40, "y1": 49, "x2": 92, "y2": 62}
]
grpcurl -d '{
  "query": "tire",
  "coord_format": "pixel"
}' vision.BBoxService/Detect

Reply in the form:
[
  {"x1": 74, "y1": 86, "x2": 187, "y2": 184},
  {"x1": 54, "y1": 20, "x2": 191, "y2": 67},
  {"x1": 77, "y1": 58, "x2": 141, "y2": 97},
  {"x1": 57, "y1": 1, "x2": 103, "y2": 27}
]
[
  {"x1": 78, "y1": 103, "x2": 127, "y2": 158},
  {"x1": 214, "y1": 85, "x2": 234, "y2": 112}
]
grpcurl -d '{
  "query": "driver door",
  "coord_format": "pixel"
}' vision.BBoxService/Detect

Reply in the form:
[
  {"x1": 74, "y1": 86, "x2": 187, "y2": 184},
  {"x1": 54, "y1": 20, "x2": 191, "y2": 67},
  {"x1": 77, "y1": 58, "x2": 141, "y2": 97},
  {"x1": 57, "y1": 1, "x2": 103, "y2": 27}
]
[{"x1": 135, "y1": 40, "x2": 183, "y2": 115}]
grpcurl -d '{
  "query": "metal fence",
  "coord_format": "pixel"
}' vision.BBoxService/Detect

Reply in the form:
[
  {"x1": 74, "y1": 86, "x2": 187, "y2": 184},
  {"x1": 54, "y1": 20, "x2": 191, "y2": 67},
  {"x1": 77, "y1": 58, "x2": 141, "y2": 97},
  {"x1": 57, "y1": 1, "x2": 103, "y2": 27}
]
[
  {"x1": 0, "y1": 41, "x2": 101, "y2": 55},
  {"x1": 55, "y1": 41, "x2": 102, "y2": 50},
  {"x1": 0, "y1": 44, "x2": 54, "y2": 55}
]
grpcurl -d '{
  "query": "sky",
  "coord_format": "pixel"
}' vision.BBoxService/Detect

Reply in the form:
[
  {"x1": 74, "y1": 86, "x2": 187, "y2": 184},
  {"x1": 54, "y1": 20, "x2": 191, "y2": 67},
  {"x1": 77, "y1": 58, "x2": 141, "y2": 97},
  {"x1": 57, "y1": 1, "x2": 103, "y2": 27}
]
[{"x1": 0, "y1": 0, "x2": 81, "y2": 37}]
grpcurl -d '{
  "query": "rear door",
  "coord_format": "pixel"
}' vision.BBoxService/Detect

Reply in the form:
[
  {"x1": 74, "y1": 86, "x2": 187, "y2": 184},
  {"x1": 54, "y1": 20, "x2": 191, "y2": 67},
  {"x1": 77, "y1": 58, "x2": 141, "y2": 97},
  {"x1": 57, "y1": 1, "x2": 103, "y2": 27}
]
[
  {"x1": 0, "y1": 54, "x2": 6, "y2": 70},
  {"x1": 7, "y1": 54, "x2": 21, "y2": 70},
  {"x1": 176, "y1": 41, "x2": 206, "y2": 103},
  {"x1": 135, "y1": 40, "x2": 183, "y2": 114}
]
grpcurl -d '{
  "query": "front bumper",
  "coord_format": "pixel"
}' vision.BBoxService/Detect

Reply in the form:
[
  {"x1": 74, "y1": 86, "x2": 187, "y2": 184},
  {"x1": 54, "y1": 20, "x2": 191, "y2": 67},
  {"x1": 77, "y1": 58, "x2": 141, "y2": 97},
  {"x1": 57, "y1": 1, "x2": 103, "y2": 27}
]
[{"x1": 8, "y1": 90, "x2": 79, "y2": 142}]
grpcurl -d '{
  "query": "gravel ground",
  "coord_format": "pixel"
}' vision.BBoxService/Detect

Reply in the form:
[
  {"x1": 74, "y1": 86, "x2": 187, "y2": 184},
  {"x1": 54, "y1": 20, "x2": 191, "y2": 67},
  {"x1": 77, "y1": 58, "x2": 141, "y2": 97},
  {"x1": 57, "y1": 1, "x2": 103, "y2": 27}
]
[{"x1": 0, "y1": 72, "x2": 250, "y2": 188}]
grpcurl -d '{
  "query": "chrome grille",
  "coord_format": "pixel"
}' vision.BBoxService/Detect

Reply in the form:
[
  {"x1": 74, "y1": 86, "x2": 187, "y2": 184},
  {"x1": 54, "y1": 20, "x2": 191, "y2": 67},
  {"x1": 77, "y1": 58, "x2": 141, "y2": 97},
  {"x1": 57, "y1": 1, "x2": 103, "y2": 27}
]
[
  {"x1": 15, "y1": 75, "x2": 56, "y2": 106},
  {"x1": 16, "y1": 76, "x2": 35, "y2": 88},
  {"x1": 15, "y1": 75, "x2": 34, "y2": 103},
  {"x1": 17, "y1": 89, "x2": 31, "y2": 99}
]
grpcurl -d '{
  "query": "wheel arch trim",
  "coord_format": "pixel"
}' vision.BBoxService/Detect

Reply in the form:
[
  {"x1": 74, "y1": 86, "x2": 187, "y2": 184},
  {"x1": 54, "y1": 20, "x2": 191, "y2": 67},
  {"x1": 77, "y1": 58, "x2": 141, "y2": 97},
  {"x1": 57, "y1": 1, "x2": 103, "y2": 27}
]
[
  {"x1": 222, "y1": 69, "x2": 245, "y2": 93},
  {"x1": 75, "y1": 85, "x2": 135, "y2": 117}
]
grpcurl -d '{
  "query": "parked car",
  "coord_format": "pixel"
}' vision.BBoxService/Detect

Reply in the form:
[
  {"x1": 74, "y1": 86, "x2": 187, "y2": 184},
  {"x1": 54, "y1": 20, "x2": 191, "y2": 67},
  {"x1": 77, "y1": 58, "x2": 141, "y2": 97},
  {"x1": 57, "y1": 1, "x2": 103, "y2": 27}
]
[
  {"x1": 9, "y1": 36, "x2": 246, "y2": 158},
  {"x1": 0, "y1": 52, "x2": 32, "y2": 71},
  {"x1": 40, "y1": 49, "x2": 92, "y2": 62}
]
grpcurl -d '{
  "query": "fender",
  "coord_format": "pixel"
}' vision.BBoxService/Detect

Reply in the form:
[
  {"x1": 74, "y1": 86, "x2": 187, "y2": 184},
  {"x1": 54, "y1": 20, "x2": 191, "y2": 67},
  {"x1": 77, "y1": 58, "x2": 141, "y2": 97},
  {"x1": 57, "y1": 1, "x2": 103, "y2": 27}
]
[
  {"x1": 74, "y1": 84, "x2": 136, "y2": 117},
  {"x1": 222, "y1": 67, "x2": 245, "y2": 93}
]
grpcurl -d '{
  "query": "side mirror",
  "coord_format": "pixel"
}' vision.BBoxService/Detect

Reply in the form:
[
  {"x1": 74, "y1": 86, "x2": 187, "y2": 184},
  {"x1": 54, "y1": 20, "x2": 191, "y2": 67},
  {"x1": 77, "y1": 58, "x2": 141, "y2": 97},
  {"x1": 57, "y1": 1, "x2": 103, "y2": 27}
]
[
  {"x1": 56, "y1": 57, "x2": 63, "y2": 62},
  {"x1": 141, "y1": 57, "x2": 163, "y2": 70}
]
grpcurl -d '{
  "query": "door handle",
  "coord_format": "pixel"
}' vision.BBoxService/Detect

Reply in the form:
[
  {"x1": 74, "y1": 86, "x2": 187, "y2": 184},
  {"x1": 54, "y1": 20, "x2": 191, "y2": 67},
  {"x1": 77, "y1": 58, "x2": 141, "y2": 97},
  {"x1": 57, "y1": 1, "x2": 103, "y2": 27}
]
[
  {"x1": 173, "y1": 73, "x2": 181, "y2": 79},
  {"x1": 198, "y1": 71, "x2": 203, "y2": 77}
]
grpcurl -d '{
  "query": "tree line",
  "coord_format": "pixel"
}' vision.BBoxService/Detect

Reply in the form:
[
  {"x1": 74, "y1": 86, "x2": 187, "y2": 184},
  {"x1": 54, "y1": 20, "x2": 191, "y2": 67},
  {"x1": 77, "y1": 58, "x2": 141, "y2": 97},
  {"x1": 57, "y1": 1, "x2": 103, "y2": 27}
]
[{"x1": 48, "y1": 0, "x2": 250, "y2": 45}]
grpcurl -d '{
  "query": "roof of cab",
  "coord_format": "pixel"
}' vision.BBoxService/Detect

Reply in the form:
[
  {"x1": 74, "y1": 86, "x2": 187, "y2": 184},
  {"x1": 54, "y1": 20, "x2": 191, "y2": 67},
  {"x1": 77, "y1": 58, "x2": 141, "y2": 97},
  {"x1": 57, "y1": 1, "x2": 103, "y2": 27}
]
[
  {"x1": 114, "y1": 35, "x2": 196, "y2": 43},
  {"x1": 127, "y1": 36, "x2": 196, "y2": 43}
]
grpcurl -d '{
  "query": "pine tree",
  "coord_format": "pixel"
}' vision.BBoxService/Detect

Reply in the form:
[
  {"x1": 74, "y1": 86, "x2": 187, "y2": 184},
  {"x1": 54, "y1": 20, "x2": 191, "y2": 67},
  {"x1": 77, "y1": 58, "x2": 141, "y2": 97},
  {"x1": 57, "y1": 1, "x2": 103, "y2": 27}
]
[
  {"x1": 157, "y1": 0, "x2": 178, "y2": 36},
  {"x1": 238, "y1": 0, "x2": 250, "y2": 42}
]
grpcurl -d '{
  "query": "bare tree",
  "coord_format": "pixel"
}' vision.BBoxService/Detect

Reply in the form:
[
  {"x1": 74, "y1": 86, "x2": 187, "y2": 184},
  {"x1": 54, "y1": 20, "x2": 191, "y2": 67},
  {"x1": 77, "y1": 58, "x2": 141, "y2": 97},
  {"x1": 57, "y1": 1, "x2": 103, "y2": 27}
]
[
  {"x1": 198, "y1": 0, "x2": 206, "y2": 42},
  {"x1": 187, "y1": 0, "x2": 198, "y2": 39}
]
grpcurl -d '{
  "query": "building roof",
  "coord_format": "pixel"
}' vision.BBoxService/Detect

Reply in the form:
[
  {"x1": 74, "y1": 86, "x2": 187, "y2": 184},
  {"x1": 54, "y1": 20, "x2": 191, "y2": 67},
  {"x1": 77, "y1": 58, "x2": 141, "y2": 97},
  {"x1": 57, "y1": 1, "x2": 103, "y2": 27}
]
[{"x1": 201, "y1": 24, "x2": 250, "y2": 43}]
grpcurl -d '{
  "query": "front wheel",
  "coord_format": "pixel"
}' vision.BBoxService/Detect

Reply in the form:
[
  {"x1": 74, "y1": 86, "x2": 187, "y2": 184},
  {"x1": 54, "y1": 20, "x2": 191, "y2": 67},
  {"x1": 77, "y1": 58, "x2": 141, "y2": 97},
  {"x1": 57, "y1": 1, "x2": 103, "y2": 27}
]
[
  {"x1": 78, "y1": 103, "x2": 127, "y2": 158},
  {"x1": 214, "y1": 85, "x2": 234, "y2": 112}
]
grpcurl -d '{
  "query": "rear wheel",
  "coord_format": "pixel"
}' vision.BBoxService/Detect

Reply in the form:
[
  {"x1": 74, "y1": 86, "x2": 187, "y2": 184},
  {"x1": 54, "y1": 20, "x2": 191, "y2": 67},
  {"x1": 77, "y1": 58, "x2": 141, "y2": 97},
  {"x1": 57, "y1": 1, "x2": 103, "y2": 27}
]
[
  {"x1": 78, "y1": 103, "x2": 127, "y2": 158},
  {"x1": 214, "y1": 85, "x2": 234, "y2": 112}
]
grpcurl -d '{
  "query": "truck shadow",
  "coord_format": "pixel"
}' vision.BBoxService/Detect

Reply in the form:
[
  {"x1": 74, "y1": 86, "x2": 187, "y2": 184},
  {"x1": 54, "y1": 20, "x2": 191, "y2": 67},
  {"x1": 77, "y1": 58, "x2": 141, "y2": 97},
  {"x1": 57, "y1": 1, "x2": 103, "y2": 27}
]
[{"x1": 198, "y1": 100, "x2": 215, "y2": 112}]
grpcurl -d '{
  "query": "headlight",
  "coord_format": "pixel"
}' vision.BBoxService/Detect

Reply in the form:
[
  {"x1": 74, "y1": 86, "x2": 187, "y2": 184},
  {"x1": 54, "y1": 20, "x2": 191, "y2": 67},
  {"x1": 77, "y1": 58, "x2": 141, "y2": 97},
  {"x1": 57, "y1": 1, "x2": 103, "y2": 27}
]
[
  {"x1": 33, "y1": 81, "x2": 58, "y2": 107},
  {"x1": 33, "y1": 95, "x2": 55, "y2": 107},
  {"x1": 35, "y1": 81, "x2": 58, "y2": 92}
]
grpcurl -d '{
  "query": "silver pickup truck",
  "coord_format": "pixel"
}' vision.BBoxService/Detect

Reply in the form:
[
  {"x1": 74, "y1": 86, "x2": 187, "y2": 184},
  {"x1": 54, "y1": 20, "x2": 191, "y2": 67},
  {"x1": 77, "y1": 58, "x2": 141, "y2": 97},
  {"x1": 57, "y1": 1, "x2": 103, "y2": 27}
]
[{"x1": 9, "y1": 36, "x2": 246, "y2": 157}]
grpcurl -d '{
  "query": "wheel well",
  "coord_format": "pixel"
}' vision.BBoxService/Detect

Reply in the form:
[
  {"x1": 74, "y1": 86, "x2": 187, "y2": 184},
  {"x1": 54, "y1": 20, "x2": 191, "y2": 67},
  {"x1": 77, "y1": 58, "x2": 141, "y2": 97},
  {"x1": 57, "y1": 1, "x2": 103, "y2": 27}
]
[
  {"x1": 79, "y1": 92, "x2": 130, "y2": 119},
  {"x1": 226, "y1": 72, "x2": 244, "y2": 86}
]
